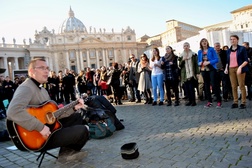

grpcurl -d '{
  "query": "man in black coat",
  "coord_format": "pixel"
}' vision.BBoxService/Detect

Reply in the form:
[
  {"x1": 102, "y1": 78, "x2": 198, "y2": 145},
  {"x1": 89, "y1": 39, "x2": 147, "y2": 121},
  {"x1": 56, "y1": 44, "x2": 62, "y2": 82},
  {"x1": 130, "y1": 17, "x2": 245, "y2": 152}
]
[
  {"x1": 243, "y1": 42, "x2": 252, "y2": 100},
  {"x1": 214, "y1": 42, "x2": 232, "y2": 102},
  {"x1": 62, "y1": 68, "x2": 76, "y2": 104}
]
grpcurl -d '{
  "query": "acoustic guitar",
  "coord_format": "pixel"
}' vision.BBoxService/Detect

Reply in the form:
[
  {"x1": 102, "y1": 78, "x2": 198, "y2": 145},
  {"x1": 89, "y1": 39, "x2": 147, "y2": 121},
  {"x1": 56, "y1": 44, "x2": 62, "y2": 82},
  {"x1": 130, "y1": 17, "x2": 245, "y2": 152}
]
[{"x1": 6, "y1": 100, "x2": 79, "y2": 152}]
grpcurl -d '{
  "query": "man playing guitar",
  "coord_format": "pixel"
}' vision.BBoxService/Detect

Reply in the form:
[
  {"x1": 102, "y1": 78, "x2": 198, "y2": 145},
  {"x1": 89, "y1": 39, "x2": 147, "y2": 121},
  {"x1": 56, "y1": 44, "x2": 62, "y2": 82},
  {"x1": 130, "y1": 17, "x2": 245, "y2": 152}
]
[{"x1": 6, "y1": 58, "x2": 89, "y2": 162}]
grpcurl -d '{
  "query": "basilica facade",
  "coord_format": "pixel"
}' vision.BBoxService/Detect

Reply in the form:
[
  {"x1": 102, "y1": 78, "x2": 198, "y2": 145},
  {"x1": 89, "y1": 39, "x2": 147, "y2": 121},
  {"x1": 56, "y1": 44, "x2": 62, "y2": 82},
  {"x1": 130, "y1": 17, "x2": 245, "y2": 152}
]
[{"x1": 0, "y1": 7, "x2": 147, "y2": 78}]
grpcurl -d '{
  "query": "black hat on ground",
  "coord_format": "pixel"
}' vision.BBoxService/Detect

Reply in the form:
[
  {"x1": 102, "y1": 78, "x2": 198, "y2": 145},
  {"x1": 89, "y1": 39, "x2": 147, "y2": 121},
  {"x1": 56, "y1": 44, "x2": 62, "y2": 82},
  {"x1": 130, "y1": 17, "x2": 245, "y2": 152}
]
[{"x1": 120, "y1": 142, "x2": 139, "y2": 159}]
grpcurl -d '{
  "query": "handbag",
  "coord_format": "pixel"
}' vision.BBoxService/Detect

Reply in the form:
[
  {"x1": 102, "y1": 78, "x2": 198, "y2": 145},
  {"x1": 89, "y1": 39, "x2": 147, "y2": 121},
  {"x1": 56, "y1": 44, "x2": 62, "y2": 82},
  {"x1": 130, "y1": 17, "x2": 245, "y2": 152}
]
[
  {"x1": 98, "y1": 80, "x2": 102, "y2": 86},
  {"x1": 88, "y1": 118, "x2": 116, "y2": 139}
]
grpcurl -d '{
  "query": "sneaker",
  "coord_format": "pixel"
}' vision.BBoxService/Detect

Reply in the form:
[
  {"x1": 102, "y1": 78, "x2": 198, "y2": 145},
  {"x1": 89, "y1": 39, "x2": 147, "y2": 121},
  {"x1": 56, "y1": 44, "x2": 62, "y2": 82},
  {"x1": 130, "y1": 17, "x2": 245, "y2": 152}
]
[
  {"x1": 216, "y1": 102, "x2": 222, "y2": 109},
  {"x1": 204, "y1": 102, "x2": 212, "y2": 108}
]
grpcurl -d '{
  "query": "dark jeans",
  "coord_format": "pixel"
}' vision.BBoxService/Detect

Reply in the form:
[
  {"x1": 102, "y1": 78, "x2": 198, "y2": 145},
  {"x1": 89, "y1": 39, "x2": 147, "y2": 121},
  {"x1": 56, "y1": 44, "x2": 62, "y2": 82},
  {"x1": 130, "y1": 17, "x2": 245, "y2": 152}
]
[
  {"x1": 184, "y1": 78, "x2": 196, "y2": 103},
  {"x1": 63, "y1": 87, "x2": 76, "y2": 104},
  {"x1": 164, "y1": 79, "x2": 179, "y2": 102},
  {"x1": 201, "y1": 70, "x2": 221, "y2": 103},
  {"x1": 129, "y1": 80, "x2": 141, "y2": 101},
  {"x1": 46, "y1": 113, "x2": 89, "y2": 152},
  {"x1": 216, "y1": 70, "x2": 231, "y2": 100}
]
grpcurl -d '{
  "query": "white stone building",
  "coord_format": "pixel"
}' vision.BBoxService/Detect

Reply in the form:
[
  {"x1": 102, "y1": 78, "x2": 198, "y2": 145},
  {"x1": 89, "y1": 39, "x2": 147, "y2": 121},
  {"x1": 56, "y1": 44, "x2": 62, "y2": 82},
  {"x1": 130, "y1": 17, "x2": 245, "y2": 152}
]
[{"x1": 142, "y1": 4, "x2": 252, "y2": 57}]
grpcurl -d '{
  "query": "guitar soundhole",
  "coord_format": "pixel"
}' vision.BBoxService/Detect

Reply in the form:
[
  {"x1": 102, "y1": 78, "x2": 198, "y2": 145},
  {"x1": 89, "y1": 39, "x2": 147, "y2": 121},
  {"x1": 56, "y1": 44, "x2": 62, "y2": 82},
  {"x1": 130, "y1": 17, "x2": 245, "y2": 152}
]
[{"x1": 45, "y1": 112, "x2": 56, "y2": 124}]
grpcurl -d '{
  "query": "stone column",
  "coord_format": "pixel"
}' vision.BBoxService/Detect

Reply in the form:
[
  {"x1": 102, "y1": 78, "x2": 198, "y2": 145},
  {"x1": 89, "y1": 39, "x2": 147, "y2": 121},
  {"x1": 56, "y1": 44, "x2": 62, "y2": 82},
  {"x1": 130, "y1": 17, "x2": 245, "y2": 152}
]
[
  {"x1": 3, "y1": 57, "x2": 8, "y2": 76},
  {"x1": 53, "y1": 52, "x2": 59, "y2": 73},
  {"x1": 65, "y1": 50, "x2": 70, "y2": 69},
  {"x1": 96, "y1": 50, "x2": 100, "y2": 68},
  {"x1": 14, "y1": 57, "x2": 19, "y2": 70},
  {"x1": 76, "y1": 50, "x2": 80, "y2": 72},
  {"x1": 102, "y1": 49, "x2": 106, "y2": 67},
  {"x1": 80, "y1": 50, "x2": 84, "y2": 70},
  {"x1": 87, "y1": 49, "x2": 91, "y2": 67},
  {"x1": 113, "y1": 48, "x2": 117, "y2": 62},
  {"x1": 105, "y1": 49, "x2": 109, "y2": 67}
]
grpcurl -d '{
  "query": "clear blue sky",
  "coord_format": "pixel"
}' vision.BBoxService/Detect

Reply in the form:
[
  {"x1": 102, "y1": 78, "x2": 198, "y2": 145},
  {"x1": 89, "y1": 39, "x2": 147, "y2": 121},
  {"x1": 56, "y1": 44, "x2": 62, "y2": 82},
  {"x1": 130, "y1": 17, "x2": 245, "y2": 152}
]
[{"x1": 0, "y1": 0, "x2": 251, "y2": 44}]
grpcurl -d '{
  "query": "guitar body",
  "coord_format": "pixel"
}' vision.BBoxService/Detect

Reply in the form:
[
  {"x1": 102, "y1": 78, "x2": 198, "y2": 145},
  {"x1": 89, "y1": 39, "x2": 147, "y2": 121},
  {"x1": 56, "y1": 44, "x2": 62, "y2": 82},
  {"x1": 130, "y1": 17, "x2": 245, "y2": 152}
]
[{"x1": 7, "y1": 100, "x2": 62, "y2": 152}]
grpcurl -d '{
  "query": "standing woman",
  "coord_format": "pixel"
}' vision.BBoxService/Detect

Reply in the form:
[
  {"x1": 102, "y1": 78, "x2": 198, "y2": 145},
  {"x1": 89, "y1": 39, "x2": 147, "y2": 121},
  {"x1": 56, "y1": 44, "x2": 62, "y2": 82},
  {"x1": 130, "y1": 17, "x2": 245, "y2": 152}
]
[
  {"x1": 161, "y1": 46, "x2": 180, "y2": 106},
  {"x1": 137, "y1": 53, "x2": 152, "y2": 104},
  {"x1": 224, "y1": 35, "x2": 248, "y2": 109},
  {"x1": 108, "y1": 62, "x2": 122, "y2": 105},
  {"x1": 76, "y1": 70, "x2": 87, "y2": 96},
  {"x1": 48, "y1": 71, "x2": 60, "y2": 102},
  {"x1": 100, "y1": 66, "x2": 109, "y2": 96},
  {"x1": 198, "y1": 38, "x2": 221, "y2": 108},
  {"x1": 149, "y1": 48, "x2": 164, "y2": 106},
  {"x1": 179, "y1": 42, "x2": 199, "y2": 106}
]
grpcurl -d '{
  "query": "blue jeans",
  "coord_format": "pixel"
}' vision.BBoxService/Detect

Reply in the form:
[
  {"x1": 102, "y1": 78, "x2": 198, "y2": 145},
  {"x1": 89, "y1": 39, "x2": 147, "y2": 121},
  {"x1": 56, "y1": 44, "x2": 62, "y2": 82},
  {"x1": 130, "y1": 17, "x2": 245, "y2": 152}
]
[{"x1": 151, "y1": 74, "x2": 164, "y2": 102}]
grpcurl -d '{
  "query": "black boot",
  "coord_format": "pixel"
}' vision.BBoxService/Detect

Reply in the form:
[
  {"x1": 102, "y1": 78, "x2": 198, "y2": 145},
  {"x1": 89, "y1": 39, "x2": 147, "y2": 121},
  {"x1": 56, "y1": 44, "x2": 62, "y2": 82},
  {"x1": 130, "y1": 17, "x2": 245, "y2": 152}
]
[{"x1": 148, "y1": 98, "x2": 153, "y2": 104}]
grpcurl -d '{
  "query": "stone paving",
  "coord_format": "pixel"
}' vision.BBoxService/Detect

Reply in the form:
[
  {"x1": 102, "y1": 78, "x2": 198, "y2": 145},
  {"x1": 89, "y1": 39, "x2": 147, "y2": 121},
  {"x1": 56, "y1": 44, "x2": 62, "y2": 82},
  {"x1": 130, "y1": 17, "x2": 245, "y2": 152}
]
[{"x1": 0, "y1": 99, "x2": 252, "y2": 168}]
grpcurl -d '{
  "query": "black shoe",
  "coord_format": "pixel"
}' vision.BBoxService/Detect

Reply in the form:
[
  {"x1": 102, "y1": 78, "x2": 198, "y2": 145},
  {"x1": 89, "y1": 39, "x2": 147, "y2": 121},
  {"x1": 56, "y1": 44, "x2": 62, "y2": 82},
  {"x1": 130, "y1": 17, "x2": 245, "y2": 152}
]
[
  {"x1": 136, "y1": 100, "x2": 141, "y2": 103},
  {"x1": 223, "y1": 99, "x2": 228, "y2": 102},
  {"x1": 231, "y1": 103, "x2": 238, "y2": 109},
  {"x1": 159, "y1": 101, "x2": 163, "y2": 106},
  {"x1": 129, "y1": 99, "x2": 135, "y2": 102},
  {"x1": 174, "y1": 101, "x2": 179, "y2": 106},
  {"x1": 167, "y1": 102, "x2": 172, "y2": 106},
  {"x1": 152, "y1": 101, "x2": 157, "y2": 106},
  {"x1": 239, "y1": 104, "x2": 246, "y2": 109},
  {"x1": 191, "y1": 102, "x2": 196, "y2": 106},
  {"x1": 186, "y1": 102, "x2": 192, "y2": 106}
]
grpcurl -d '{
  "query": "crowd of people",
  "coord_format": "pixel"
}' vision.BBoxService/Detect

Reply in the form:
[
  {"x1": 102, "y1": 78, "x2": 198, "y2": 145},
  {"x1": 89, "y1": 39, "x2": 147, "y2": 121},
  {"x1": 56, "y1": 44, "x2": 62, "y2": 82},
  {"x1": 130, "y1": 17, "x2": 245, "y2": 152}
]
[
  {"x1": 1, "y1": 35, "x2": 252, "y2": 110},
  {"x1": 1, "y1": 34, "x2": 252, "y2": 163}
]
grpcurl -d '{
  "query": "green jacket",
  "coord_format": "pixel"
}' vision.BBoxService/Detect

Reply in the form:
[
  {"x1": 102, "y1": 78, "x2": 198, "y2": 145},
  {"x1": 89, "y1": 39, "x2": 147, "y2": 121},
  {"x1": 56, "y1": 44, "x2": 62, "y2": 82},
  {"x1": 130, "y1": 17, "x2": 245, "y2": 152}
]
[{"x1": 179, "y1": 53, "x2": 200, "y2": 84}]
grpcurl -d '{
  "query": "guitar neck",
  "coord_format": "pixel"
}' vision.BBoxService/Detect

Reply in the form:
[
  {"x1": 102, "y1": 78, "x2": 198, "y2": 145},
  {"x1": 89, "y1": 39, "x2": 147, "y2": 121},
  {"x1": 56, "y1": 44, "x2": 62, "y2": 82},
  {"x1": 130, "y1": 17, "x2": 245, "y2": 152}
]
[{"x1": 54, "y1": 100, "x2": 79, "y2": 118}]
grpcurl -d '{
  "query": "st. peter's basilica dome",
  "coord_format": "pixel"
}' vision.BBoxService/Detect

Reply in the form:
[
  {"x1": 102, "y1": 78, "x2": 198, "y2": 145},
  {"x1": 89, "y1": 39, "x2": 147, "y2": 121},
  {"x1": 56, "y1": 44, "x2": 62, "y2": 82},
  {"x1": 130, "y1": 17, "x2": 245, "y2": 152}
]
[{"x1": 60, "y1": 7, "x2": 86, "y2": 33}]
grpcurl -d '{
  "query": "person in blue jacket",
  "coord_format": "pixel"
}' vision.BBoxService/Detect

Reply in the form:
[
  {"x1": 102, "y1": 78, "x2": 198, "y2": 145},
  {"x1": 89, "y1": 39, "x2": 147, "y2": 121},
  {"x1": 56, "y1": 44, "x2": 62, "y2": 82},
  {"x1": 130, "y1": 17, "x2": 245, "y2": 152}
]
[{"x1": 198, "y1": 38, "x2": 222, "y2": 108}]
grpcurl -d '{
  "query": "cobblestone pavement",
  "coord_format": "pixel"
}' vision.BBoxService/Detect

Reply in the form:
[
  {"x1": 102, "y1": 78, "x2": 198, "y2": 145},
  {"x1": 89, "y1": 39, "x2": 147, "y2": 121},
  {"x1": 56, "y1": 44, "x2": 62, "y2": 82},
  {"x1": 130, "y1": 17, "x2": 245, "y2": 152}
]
[{"x1": 0, "y1": 99, "x2": 252, "y2": 168}]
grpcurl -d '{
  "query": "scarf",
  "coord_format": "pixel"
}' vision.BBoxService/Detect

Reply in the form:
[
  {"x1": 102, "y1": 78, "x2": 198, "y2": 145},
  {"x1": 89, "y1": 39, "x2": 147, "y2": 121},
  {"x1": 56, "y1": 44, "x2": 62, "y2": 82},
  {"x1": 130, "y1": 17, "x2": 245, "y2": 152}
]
[
  {"x1": 181, "y1": 50, "x2": 194, "y2": 79},
  {"x1": 164, "y1": 53, "x2": 173, "y2": 62}
]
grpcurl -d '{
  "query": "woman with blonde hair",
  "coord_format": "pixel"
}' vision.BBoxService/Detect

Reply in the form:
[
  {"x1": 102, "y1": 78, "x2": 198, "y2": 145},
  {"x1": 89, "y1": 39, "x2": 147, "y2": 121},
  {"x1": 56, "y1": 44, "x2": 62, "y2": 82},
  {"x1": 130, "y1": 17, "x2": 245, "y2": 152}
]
[
  {"x1": 76, "y1": 70, "x2": 87, "y2": 96},
  {"x1": 100, "y1": 66, "x2": 109, "y2": 95}
]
